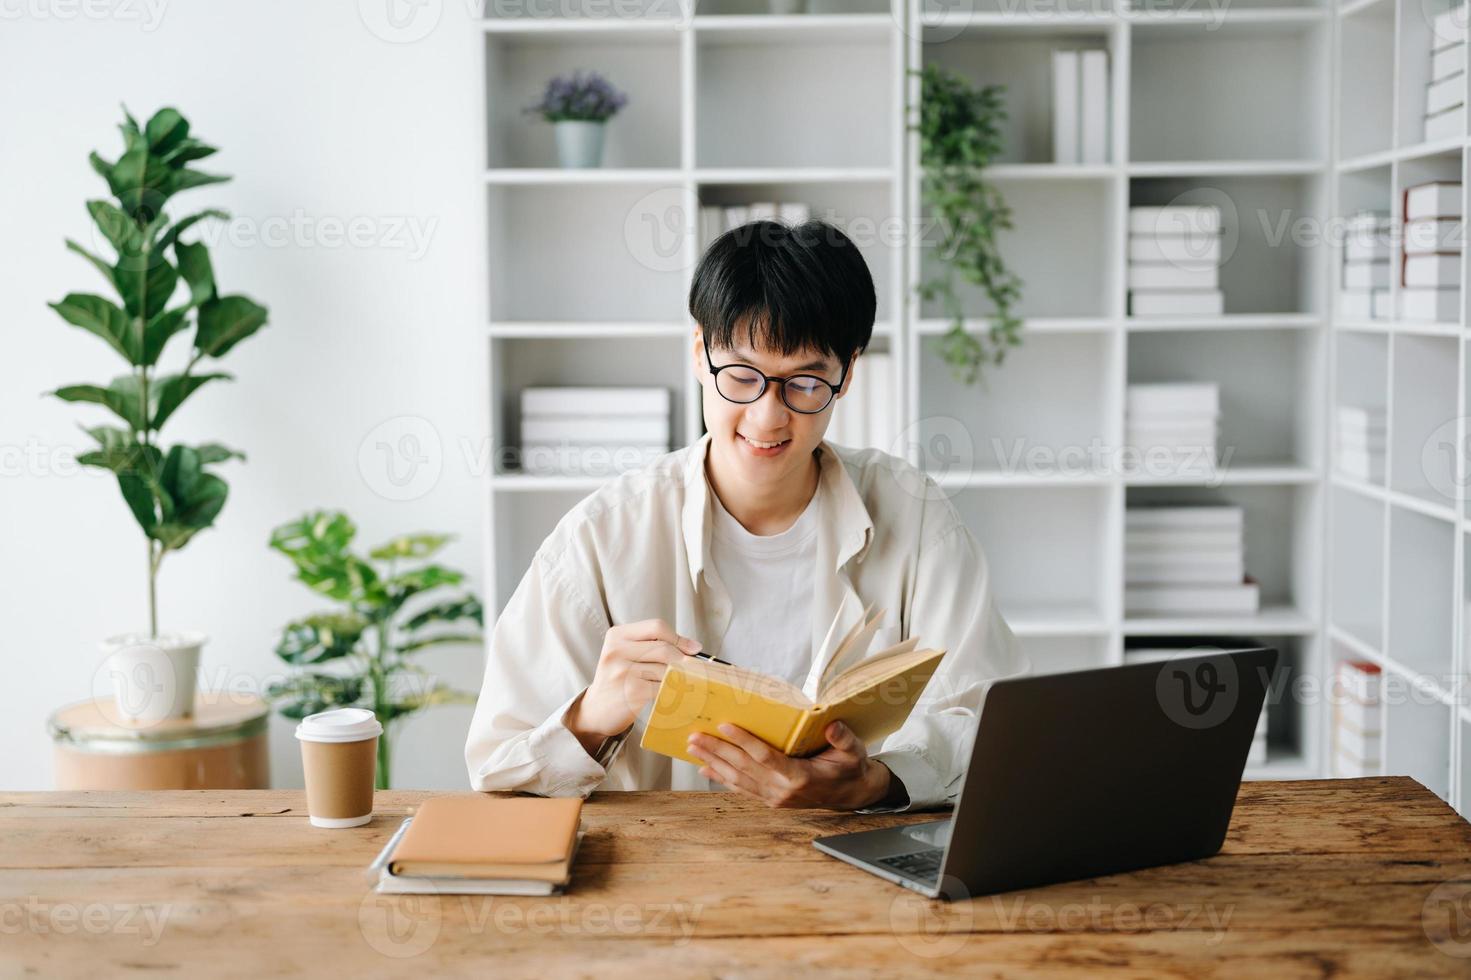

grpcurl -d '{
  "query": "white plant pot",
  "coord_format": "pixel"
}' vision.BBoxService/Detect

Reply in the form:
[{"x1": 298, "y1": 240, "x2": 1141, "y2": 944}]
[
  {"x1": 554, "y1": 120, "x2": 607, "y2": 169},
  {"x1": 98, "y1": 631, "x2": 205, "y2": 726}
]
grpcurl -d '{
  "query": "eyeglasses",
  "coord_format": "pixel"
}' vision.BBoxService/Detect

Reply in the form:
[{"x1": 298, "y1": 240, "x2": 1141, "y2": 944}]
[{"x1": 702, "y1": 334, "x2": 847, "y2": 415}]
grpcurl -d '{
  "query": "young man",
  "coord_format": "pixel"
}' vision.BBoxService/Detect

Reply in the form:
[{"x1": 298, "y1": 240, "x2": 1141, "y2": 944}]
[{"x1": 465, "y1": 220, "x2": 1027, "y2": 811}]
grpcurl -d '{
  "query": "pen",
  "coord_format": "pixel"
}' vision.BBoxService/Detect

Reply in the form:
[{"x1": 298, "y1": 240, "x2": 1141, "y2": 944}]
[{"x1": 691, "y1": 652, "x2": 733, "y2": 666}]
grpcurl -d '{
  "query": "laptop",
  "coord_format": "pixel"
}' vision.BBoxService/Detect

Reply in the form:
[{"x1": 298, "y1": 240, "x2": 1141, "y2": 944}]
[{"x1": 813, "y1": 646, "x2": 1279, "y2": 900}]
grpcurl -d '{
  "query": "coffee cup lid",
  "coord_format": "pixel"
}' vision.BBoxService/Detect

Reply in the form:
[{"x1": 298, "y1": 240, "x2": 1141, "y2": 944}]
[{"x1": 295, "y1": 708, "x2": 383, "y2": 743}]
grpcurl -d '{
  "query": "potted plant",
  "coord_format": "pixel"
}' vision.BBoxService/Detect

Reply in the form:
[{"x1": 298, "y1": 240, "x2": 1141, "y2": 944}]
[
  {"x1": 912, "y1": 65, "x2": 1023, "y2": 385},
  {"x1": 524, "y1": 70, "x2": 629, "y2": 169},
  {"x1": 267, "y1": 511, "x2": 483, "y2": 789},
  {"x1": 50, "y1": 106, "x2": 268, "y2": 721}
]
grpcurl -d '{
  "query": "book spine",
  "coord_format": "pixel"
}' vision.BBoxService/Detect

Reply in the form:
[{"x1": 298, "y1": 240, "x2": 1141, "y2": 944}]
[
  {"x1": 1080, "y1": 50, "x2": 1108, "y2": 164},
  {"x1": 1053, "y1": 51, "x2": 1079, "y2": 164}
]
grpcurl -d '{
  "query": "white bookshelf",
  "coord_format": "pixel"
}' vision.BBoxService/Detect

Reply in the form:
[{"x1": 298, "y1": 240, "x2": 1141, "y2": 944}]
[
  {"x1": 1327, "y1": 0, "x2": 1471, "y2": 818},
  {"x1": 476, "y1": 0, "x2": 1434, "y2": 789}
]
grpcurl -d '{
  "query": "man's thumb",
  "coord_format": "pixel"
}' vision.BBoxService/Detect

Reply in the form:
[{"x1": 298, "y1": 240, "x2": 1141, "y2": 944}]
[{"x1": 827, "y1": 721, "x2": 857, "y2": 750}]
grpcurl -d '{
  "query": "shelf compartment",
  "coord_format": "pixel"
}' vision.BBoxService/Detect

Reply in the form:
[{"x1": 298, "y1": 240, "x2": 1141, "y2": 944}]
[
  {"x1": 1389, "y1": 334, "x2": 1459, "y2": 506},
  {"x1": 1017, "y1": 635, "x2": 1112, "y2": 675},
  {"x1": 1395, "y1": 0, "x2": 1469, "y2": 149},
  {"x1": 1329, "y1": 483, "x2": 1386, "y2": 651},
  {"x1": 1127, "y1": 328, "x2": 1323, "y2": 472},
  {"x1": 489, "y1": 334, "x2": 689, "y2": 476},
  {"x1": 1126, "y1": 483, "x2": 1320, "y2": 618},
  {"x1": 1336, "y1": 0, "x2": 1395, "y2": 159},
  {"x1": 484, "y1": 31, "x2": 681, "y2": 169},
  {"x1": 920, "y1": 20, "x2": 1118, "y2": 165},
  {"x1": 487, "y1": 182, "x2": 691, "y2": 321},
  {"x1": 1387, "y1": 505, "x2": 1456, "y2": 681},
  {"x1": 1332, "y1": 331, "x2": 1388, "y2": 486},
  {"x1": 482, "y1": 0, "x2": 684, "y2": 20},
  {"x1": 1129, "y1": 18, "x2": 1328, "y2": 165},
  {"x1": 695, "y1": 179, "x2": 899, "y2": 323},
  {"x1": 1385, "y1": 696, "x2": 1453, "y2": 802},
  {"x1": 1129, "y1": 174, "x2": 1328, "y2": 316},
  {"x1": 695, "y1": 30, "x2": 893, "y2": 168},
  {"x1": 951, "y1": 485, "x2": 1112, "y2": 626},
  {"x1": 921, "y1": 177, "x2": 1117, "y2": 319},
  {"x1": 917, "y1": 330, "x2": 1116, "y2": 478}
]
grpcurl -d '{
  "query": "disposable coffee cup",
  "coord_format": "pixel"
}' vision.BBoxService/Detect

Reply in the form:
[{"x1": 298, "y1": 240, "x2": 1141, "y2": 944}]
[{"x1": 295, "y1": 708, "x2": 383, "y2": 828}]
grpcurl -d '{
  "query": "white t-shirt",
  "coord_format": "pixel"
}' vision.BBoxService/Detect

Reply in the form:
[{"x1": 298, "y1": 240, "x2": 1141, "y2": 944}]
[{"x1": 707, "y1": 488, "x2": 820, "y2": 689}]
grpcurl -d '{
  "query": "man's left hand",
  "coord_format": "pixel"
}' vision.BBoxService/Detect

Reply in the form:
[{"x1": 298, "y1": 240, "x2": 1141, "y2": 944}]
[{"x1": 686, "y1": 721, "x2": 892, "y2": 810}]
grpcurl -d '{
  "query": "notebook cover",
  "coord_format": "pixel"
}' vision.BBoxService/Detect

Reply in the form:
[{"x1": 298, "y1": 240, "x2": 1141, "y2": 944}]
[{"x1": 387, "y1": 795, "x2": 582, "y2": 878}]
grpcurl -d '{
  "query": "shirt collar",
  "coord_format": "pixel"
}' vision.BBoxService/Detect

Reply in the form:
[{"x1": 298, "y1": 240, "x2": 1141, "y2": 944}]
[{"x1": 681, "y1": 432, "x2": 874, "y2": 592}]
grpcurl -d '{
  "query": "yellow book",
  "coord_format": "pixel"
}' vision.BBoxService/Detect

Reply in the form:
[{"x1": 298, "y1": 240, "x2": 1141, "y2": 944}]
[{"x1": 640, "y1": 603, "x2": 945, "y2": 765}]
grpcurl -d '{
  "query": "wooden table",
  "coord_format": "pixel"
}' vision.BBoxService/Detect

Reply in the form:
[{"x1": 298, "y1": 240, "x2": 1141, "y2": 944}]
[{"x1": 2, "y1": 778, "x2": 1469, "y2": 977}]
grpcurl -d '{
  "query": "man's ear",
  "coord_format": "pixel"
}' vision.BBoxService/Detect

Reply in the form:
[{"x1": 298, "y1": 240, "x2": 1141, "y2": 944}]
[{"x1": 692, "y1": 326, "x2": 706, "y2": 380}]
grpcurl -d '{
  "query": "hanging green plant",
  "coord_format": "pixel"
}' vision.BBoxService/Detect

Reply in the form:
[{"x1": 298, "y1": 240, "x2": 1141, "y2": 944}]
[{"x1": 911, "y1": 64, "x2": 1023, "y2": 386}]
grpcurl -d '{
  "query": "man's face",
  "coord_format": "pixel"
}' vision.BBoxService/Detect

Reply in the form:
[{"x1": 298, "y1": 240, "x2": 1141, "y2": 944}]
[{"x1": 693, "y1": 326, "x2": 853, "y2": 490}]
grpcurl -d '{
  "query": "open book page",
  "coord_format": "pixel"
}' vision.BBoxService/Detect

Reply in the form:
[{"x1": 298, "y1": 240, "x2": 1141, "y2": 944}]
[
  {"x1": 817, "y1": 638, "x2": 930, "y2": 704},
  {"x1": 679, "y1": 655, "x2": 812, "y2": 708},
  {"x1": 814, "y1": 599, "x2": 885, "y2": 695}
]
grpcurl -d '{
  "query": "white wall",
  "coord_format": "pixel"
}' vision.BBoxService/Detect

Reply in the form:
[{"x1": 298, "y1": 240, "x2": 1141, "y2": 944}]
[{"x1": 0, "y1": 0, "x2": 488, "y2": 789}]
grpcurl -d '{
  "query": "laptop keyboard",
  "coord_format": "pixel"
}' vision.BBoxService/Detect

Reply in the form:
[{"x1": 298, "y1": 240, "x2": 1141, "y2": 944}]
[{"x1": 876, "y1": 848, "x2": 943, "y2": 880}]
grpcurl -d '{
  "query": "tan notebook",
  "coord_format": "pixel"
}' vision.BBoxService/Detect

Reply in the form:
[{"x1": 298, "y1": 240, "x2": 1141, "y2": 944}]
[{"x1": 387, "y1": 794, "x2": 583, "y2": 882}]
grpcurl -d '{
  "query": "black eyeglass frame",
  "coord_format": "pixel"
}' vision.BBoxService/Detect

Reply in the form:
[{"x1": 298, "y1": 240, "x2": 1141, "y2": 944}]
[{"x1": 700, "y1": 333, "x2": 850, "y2": 415}]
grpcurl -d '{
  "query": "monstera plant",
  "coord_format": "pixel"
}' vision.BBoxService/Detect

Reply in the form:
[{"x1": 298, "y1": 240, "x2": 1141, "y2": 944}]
[
  {"x1": 268, "y1": 512, "x2": 483, "y2": 789},
  {"x1": 50, "y1": 106, "x2": 268, "y2": 719}
]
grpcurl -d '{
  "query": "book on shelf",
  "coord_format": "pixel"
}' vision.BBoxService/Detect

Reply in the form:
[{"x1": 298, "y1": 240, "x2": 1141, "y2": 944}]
[
  {"x1": 1124, "y1": 558, "x2": 1247, "y2": 586},
  {"x1": 699, "y1": 205, "x2": 724, "y2": 249},
  {"x1": 1127, "y1": 264, "x2": 1219, "y2": 291},
  {"x1": 1344, "y1": 216, "x2": 1392, "y2": 262},
  {"x1": 1424, "y1": 104, "x2": 1466, "y2": 142},
  {"x1": 826, "y1": 350, "x2": 895, "y2": 455},
  {"x1": 1080, "y1": 50, "x2": 1109, "y2": 165},
  {"x1": 1127, "y1": 383, "x2": 1219, "y2": 417},
  {"x1": 1129, "y1": 290, "x2": 1224, "y2": 317},
  {"x1": 1342, "y1": 259, "x2": 1390, "y2": 290},
  {"x1": 521, "y1": 386, "x2": 669, "y2": 417},
  {"x1": 1433, "y1": 40, "x2": 1467, "y2": 79},
  {"x1": 1404, "y1": 181, "x2": 1462, "y2": 221},
  {"x1": 1426, "y1": 73, "x2": 1465, "y2": 116},
  {"x1": 1405, "y1": 217, "x2": 1463, "y2": 254},
  {"x1": 521, "y1": 415, "x2": 669, "y2": 445},
  {"x1": 704, "y1": 202, "x2": 813, "y2": 248},
  {"x1": 1125, "y1": 528, "x2": 1242, "y2": 551},
  {"x1": 1338, "y1": 288, "x2": 1390, "y2": 320},
  {"x1": 640, "y1": 602, "x2": 945, "y2": 764},
  {"x1": 724, "y1": 205, "x2": 749, "y2": 229},
  {"x1": 1403, "y1": 252, "x2": 1461, "y2": 288},
  {"x1": 370, "y1": 795, "x2": 584, "y2": 895},
  {"x1": 1330, "y1": 660, "x2": 1382, "y2": 778},
  {"x1": 778, "y1": 202, "x2": 811, "y2": 226},
  {"x1": 520, "y1": 444, "x2": 667, "y2": 478},
  {"x1": 1128, "y1": 234, "x2": 1221, "y2": 265},
  {"x1": 1128, "y1": 205, "x2": 1221, "y2": 236},
  {"x1": 1127, "y1": 504, "x2": 1244, "y2": 530},
  {"x1": 1052, "y1": 50, "x2": 1079, "y2": 164},
  {"x1": 1398, "y1": 285, "x2": 1460, "y2": 322},
  {"x1": 1124, "y1": 578, "x2": 1260, "y2": 616}
]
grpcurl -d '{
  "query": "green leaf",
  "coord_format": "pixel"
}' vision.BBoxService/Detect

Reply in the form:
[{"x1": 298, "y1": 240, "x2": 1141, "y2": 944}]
[
  {"x1": 53, "y1": 375, "x2": 146, "y2": 431},
  {"x1": 160, "y1": 138, "x2": 218, "y2": 167},
  {"x1": 369, "y1": 533, "x2": 452, "y2": 562},
  {"x1": 270, "y1": 512, "x2": 381, "y2": 604},
  {"x1": 174, "y1": 240, "x2": 215, "y2": 306},
  {"x1": 119, "y1": 471, "x2": 162, "y2": 533},
  {"x1": 86, "y1": 200, "x2": 142, "y2": 256},
  {"x1": 267, "y1": 673, "x2": 364, "y2": 719},
  {"x1": 88, "y1": 152, "x2": 114, "y2": 183},
  {"x1": 109, "y1": 145, "x2": 166, "y2": 214},
  {"x1": 388, "y1": 564, "x2": 463, "y2": 593},
  {"x1": 152, "y1": 445, "x2": 229, "y2": 549},
  {"x1": 195, "y1": 442, "x2": 244, "y2": 464},
  {"x1": 157, "y1": 209, "x2": 228, "y2": 254},
  {"x1": 144, "y1": 107, "x2": 189, "y2": 154},
  {"x1": 141, "y1": 307, "x2": 191, "y2": 366},
  {"x1": 48, "y1": 293, "x2": 138, "y2": 362},
  {"x1": 115, "y1": 250, "x2": 178, "y2": 321},
  {"x1": 195, "y1": 295, "x2": 267, "y2": 358},
  {"x1": 382, "y1": 683, "x2": 477, "y2": 722},
  {"x1": 275, "y1": 612, "x2": 369, "y2": 665},
  {"x1": 402, "y1": 595, "x2": 484, "y2": 632},
  {"x1": 75, "y1": 426, "x2": 162, "y2": 479},
  {"x1": 165, "y1": 169, "x2": 230, "y2": 197},
  {"x1": 64, "y1": 240, "x2": 118, "y2": 290},
  {"x1": 398, "y1": 633, "x2": 484, "y2": 655},
  {"x1": 149, "y1": 371, "x2": 232, "y2": 431}
]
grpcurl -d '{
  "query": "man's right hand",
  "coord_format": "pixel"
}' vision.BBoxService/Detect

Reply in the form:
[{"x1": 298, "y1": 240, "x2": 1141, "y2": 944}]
[{"x1": 563, "y1": 618, "x2": 703, "y2": 755}]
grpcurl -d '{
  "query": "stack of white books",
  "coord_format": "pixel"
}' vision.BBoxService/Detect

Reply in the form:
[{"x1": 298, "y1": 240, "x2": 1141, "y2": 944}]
[
  {"x1": 825, "y1": 351, "x2": 896, "y2": 454},
  {"x1": 1125, "y1": 506, "x2": 1259, "y2": 616},
  {"x1": 1339, "y1": 211, "x2": 1392, "y2": 320},
  {"x1": 1335, "y1": 405, "x2": 1386, "y2": 482},
  {"x1": 1331, "y1": 660, "x2": 1382, "y2": 778},
  {"x1": 518, "y1": 387, "x2": 670, "y2": 477},
  {"x1": 1127, "y1": 205, "x2": 1224, "y2": 317},
  {"x1": 1126, "y1": 383, "x2": 1219, "y2": 477},
  {"x1": 1425, "y1": 8, "x2": 1468, "y2": 142},
  {"x1": 1121, "y1": 642, "x2": 1268, "y2": 764},
  {"x1": 1400, "y1": 180, "x2": 1463, "y2": 322},
  {"x1": 699, "y1": 202, "x2": 811, "y2": 248},
  {"x1": 1051, "y1": 49, "x2": 1109, "y2": 164}
]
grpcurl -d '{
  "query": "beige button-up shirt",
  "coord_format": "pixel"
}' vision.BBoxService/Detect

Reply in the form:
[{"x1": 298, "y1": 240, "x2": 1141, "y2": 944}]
[{"x1": 464, "y1": 433, "x2": 1029, "y2": 811}]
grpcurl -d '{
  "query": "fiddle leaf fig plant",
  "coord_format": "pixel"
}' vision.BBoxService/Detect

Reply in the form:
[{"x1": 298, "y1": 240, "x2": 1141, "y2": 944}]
[
  {"x1": 268, "y1": 511, "x2": 483, "y2": 789},
  {"x1": 912, "y1": 65, "x2": 1023, "y2": 385},
  {"x1": 50, "y1": 106, "x2": 268, "y2": 636}
]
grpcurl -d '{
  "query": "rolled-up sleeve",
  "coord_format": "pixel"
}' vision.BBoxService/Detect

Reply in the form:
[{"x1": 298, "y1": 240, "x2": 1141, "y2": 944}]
[
  {"x1": 464, "y1": 543, "x2": 621, "y2": 797},
  {"x1": 863, "y1": 520, "x2": 1030, "y2": 812}
]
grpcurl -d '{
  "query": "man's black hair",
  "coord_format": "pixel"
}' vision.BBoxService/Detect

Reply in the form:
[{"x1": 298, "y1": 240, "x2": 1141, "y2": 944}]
[{"x1": 688, "y1": 219, "x2": 876, "y2": 368}]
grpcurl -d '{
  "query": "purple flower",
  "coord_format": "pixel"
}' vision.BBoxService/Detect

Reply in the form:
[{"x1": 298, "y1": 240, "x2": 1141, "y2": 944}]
[{"x1": 524, "y1": 70, "x2": 629, "y2": 123}]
